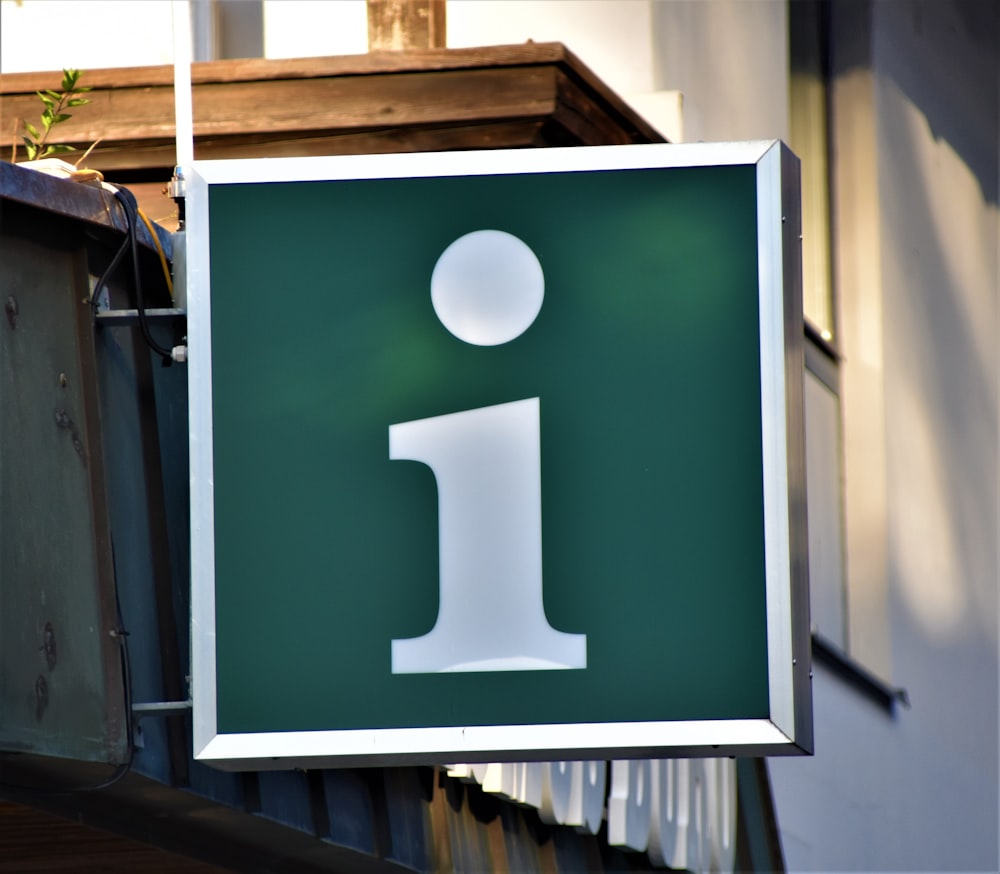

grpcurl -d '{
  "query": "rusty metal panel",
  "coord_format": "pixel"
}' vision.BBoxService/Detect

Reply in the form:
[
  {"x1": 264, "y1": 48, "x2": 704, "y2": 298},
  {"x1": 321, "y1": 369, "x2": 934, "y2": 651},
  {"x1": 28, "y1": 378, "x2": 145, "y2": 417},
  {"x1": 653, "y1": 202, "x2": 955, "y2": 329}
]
[{"x1": 0, "y1": 230, "x2": 126, "y2": 765}]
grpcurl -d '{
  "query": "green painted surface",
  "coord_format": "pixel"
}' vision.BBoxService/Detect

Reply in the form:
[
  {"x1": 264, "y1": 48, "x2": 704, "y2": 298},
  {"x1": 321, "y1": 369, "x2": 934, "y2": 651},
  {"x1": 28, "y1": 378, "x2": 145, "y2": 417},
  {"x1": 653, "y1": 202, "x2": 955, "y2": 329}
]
[{"x1": 209, "y1": 165, "x2": 768, "y2": 733}]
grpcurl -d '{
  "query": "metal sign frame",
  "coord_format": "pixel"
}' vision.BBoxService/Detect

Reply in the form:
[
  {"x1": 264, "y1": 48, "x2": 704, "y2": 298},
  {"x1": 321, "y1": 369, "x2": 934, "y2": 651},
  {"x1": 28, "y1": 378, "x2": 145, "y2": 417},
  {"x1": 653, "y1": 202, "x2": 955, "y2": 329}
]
[{"x1": 187, "y1": 141, "x2": 812, "y2": 769}]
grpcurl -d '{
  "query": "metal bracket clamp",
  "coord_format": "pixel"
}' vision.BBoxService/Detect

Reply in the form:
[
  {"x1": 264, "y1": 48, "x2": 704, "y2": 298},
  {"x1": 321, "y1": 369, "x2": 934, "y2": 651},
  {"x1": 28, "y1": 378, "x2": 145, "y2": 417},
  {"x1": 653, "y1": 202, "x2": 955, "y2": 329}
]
[
  {"x1": 94, "y1": 307, "x2": 186, "y2": 327},
  {"x1": 166, "y1": 166, "x2": 186, "y2": 201},
  {"x1": 132, "y1": 699, "x2": 193, "y2": 718},
  {"x1": 167, "y1": 167, "x2": 186, "y2": 228}
]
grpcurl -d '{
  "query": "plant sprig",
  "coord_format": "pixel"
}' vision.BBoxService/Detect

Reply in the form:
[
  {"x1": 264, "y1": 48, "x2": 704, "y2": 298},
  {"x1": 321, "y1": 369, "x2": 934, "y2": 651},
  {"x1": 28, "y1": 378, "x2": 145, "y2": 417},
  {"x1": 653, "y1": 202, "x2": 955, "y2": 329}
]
[{"x1": 21, "y1": 68, "x2": 91, "y2": 161}]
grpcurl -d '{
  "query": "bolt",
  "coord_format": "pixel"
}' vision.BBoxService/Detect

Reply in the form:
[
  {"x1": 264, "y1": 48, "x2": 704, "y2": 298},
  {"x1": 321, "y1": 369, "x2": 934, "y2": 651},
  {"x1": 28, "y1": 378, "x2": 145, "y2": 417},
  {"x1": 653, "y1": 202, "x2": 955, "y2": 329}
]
[
  {"x1": 59, "y1": 373, "x2": 68, "y2": 388},
  {"x1": 4, "y1": 296, "x2": 18, "y2": 329}
]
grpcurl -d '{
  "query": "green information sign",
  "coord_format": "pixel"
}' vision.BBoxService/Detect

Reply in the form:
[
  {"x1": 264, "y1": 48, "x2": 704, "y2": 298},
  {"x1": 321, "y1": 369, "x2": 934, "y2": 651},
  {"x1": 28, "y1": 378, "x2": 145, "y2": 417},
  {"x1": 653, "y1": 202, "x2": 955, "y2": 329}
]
[{"x1": 188, "y1": 142, "x2": 812, "y2": 769}]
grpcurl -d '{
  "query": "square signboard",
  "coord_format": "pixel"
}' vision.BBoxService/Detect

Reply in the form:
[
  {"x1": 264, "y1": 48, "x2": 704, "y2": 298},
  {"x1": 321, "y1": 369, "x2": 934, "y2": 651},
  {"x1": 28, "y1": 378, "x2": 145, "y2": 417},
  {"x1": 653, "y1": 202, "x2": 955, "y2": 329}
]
[{"x1": 187, "y1": 141, "x2": 812, "y2": 769}]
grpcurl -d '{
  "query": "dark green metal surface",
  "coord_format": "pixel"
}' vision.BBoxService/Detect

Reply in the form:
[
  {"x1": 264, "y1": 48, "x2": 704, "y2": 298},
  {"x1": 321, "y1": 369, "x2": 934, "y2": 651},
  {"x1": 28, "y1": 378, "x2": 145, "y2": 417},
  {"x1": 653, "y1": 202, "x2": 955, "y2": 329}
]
[
  {"x1": 208, "y1": 165, "x2": 769, "y2": 735},
  {"x1": 0, "y1": 229, "x2": 126, "y2": 764}
]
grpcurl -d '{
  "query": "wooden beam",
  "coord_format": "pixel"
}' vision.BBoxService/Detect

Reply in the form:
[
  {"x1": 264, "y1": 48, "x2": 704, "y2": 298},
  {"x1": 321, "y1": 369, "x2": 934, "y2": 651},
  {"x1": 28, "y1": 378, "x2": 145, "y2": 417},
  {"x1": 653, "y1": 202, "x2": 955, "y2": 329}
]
[
  {"x1": 368, "y1": 0, "x2": 446, "y2": 51},
  {"x1": 0, "y1": 41, "x2": 665, "y2": 223},
  {"x1": 0, "y1": 45, "x2": 663, "y2": 172}
]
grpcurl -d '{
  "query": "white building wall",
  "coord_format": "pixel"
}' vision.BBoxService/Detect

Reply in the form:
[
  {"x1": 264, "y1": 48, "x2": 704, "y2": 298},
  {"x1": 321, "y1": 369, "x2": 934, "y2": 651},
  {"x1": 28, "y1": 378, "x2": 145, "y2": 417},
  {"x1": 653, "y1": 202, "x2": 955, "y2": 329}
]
[
  {"x1": 769, "y1": 2, "x2": 999, "y2": 871},
  {"x1": 448, "y1": 0, "x2": 657, "y2": 96},
  {"x1": 0, "y1": 0, "x2": 176, "y2": 72},
  {"x1": 649, "y1": 0, "x2": 788, "y2": 143},
  {"x1": 263, "y1": 0, "x2": 368, "y2": 58}
]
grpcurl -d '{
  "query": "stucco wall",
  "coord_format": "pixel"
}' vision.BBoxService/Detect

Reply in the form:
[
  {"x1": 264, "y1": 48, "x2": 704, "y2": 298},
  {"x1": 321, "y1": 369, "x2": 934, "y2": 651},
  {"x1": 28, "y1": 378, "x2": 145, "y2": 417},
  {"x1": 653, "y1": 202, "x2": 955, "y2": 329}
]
[{"x1": 769, "y1": 2, "x2": 999, "y2": 870}]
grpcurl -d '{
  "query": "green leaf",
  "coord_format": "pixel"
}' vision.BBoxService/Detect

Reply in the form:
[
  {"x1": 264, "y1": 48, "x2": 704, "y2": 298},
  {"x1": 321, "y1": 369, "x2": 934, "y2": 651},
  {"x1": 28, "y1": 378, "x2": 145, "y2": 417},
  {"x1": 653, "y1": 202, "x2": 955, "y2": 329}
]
[
  {"x1": 73, "y1": 86, "x2": 93, "y2": 94},
  {"x1": 67, "y1": 98, "x2": 90, "y2": 107},
  {"x1": 22, "y1": 137, "x2": 39, "y2": 160},
  {"x1": 61, "y1": 70, "x2": 79, "y2": 90},
  {"x1": 51, "y1": 113, "x2": 72, "y2": 124},
  {"x1": 36, "y1": 90, "x2": 55, "y2": 108},
  {"x1": 47, "y1": 144, "x2": 75, "y2": 155},
  {"x1": 44, "y1": 89, "x2": 61, "y2": 101},
  {"x1": 23, "y1": 121, "x2": 40, "y2": 139}
]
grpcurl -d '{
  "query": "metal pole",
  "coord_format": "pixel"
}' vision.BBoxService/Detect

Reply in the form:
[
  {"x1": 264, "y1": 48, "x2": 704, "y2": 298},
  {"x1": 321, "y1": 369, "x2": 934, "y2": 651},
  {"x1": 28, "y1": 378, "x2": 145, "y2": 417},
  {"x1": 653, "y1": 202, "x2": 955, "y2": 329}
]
[{"x1": 172, "y1": 1, "x2": 195, "y2": 170}]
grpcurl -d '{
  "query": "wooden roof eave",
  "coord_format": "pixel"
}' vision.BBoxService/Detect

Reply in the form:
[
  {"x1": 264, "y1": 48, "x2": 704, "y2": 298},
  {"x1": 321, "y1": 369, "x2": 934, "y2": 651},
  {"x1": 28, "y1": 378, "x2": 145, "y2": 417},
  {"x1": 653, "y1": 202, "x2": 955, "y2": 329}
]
[{"x1": 0, "y1": 43, "x2": 665, "y2": 172}]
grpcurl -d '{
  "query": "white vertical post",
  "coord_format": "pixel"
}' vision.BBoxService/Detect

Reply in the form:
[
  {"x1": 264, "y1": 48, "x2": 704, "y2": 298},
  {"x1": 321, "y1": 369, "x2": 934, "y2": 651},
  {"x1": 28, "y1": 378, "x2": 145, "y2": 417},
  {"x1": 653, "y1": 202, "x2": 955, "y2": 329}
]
[{"x1": 172, "y1": 0, "x2": 195, "y2": 170}]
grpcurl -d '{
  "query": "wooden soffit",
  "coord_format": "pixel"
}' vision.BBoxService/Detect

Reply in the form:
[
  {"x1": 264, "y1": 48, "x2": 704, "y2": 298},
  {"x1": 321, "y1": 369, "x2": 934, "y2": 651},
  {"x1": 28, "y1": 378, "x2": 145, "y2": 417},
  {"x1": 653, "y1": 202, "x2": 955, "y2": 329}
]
[{"x1": 0, "y1": 43, "x2": 665, "y2": 173}]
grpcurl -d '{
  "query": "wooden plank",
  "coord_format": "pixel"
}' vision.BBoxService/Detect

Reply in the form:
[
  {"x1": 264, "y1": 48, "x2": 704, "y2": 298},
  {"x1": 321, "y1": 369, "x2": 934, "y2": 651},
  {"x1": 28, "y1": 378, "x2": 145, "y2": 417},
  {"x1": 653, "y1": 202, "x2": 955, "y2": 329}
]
[
  {"x1": 550, "y1": 69, "x2": 640, "y2": 147},
  {"x1": 186, "y1": 66, "x2": 555, "y2": 137},
  {"x1": 2, "y1": 42, "x2": 664, "y2": 237},
  {"x1": 368, "y1": 0, "x2": 446, "y2": 51},
  {"x1": 0, "y1": 43, "x2": 579, "y2": 91},
  {"x1": 3, "y1": 66, "x2": 555, "y2": 148},
  {"x1": 0, "y1": 801, "x2": 229, "y2": 873},
  {"x1": 0, "y1": 43, "x2": 663, "y2": 148},
  {"x1": 69, "y1": 119, "x2": 547, "y2": 176}
]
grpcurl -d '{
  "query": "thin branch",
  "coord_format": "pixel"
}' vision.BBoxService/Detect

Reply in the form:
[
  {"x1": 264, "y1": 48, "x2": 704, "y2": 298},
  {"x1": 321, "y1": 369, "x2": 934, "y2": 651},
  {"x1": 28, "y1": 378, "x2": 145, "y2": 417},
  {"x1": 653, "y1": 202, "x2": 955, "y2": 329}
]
[{"x1": 74, "y1": 137, "x2": 102, "y2": 168}]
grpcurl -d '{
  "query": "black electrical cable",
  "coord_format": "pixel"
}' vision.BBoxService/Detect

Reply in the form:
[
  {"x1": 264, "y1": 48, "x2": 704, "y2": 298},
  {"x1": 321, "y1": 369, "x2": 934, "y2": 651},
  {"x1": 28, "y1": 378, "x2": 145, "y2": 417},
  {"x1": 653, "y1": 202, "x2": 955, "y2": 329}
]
[
  {"x1": 92, "y1": 185, "x2": 174, "y2": 366},
  {"x1": 114, "y1": 186, "x2": 174, "y2": 365},
  {"x1": 90, "y1": 227, "x2": 131, "y2": 316},
  {"x1": 75, "y1": 573, "x2": 136, "y2": 793}
]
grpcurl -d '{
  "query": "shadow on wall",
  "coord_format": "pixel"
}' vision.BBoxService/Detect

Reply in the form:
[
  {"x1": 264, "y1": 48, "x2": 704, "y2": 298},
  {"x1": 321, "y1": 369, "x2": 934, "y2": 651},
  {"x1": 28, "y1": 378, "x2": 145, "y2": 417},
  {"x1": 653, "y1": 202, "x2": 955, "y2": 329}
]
[
  {"x1": 867, "y1": 2, "x2": 998, "y2": 657},
  {"x1": 834, "y1": 0, "x2": 999, "y2": 205},
  {"x1": 878, "y1": 81, "x2": 998, "y2": 644}
]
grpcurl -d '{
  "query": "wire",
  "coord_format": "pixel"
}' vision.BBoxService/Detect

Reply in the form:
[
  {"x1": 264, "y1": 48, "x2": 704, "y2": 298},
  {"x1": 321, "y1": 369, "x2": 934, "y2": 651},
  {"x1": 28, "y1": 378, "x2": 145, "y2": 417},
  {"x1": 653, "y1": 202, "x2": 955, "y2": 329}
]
[
  {"x1": 117, "y1": 186, "x2": 175, "y2": 365},
  {"x1": 91, "y1": 186, "x2": 175, "y2": 365},
  {"x1": 76, "y1": 588, "x2": 135, "y2": 793},
  {"x1": 137, "y1": 207, "x2": 174, "y2": 301},
  {"x1": 90, "y1": 227, "x2": 131, "y2": 316}
]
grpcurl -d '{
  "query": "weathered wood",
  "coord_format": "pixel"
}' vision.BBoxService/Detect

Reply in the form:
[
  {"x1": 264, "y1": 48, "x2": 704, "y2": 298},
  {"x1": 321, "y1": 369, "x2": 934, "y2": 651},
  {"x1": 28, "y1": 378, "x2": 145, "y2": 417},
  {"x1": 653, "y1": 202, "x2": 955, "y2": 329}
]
[
  {"x1": 0, "y1": 44, "x2": 661, "y2": 152},
  {"x1": 66, "y1": 119, "x2": 546, "y2": 170},
  {"x1": 1, "y1": 43, "x2": 664, "y2": 230},
  {"x1": 4, "y1": 66, "x2": 554, "y2": 148},
  {"x1": 551, "y1": 69, "x2": 642, "y2": 146},
  {"x1": 368, "y1": 0, "x2": 446, "y2": 51},
  {"x1": 0, "y1": 43, "x2": 624, "y2": 89},
  {"x1": 0, "y1": 800, "x2": 231, "y2": 873}
]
